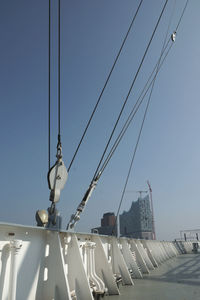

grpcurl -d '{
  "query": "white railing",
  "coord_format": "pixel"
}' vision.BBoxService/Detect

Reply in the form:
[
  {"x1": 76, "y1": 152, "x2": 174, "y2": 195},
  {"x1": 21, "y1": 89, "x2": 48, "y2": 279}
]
[{"x1": 0, "y1": 223, "x2": 192, "y2": 300}]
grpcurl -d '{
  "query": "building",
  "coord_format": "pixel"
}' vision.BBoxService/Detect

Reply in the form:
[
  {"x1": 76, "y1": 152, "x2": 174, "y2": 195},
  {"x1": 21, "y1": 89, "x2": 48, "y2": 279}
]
[
  {"x1": 120, "y1": 195, "x2": 154, "y2": 239},
  {"x1": 91, "y1": 212, "x2": 117, "y2": 236}
]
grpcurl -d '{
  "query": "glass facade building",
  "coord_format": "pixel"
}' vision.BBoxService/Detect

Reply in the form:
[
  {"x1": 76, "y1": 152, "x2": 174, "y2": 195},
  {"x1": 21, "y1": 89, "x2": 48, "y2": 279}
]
[{"x1": 120, "y1": 195, "x2": 154, "y2": 239}]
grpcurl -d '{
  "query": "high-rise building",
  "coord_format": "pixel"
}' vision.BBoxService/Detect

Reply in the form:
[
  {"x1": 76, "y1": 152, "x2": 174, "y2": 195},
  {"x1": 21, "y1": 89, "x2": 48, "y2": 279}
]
[
  {"x1": 120, "y1": 195, "x2": 154, "y2": 239},
  {"x1": 91, "y1": 212, "x2": 117, "y2": 236}
]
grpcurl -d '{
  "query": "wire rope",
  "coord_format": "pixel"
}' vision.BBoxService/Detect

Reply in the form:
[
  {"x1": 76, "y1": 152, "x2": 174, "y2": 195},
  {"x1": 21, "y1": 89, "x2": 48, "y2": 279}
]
[
  {"x1": 112, "y1": 0, "x2": 189, "y2": 235},
  {"x1": 99, "y1": 0, "x2": 177, "y2": 176},
  {"x1": 92, "y1": 0, "x2": 168, "y2": 182},
  {"x1": 58, "y1": 0, "x2": 61, "y2": 143},
  {"x1": 48, "y1": 0, "x2": 51, "y2": 171},
  {"x1": 48, "y1": 0, "x2": 62, "y2": 170},
  {"x1": 175, "y1": 0, "x2": 189, "y2": 31},
  {"x1": 112, "y1": 35, "x2": 169, "y2": 237},
  {"x1": 99, "y1": 44, "x2": 173, "y2": 177},
  {"x1": 66, "y1": 0, "x2": 188, "y2": 230},
  {"x1": 67, "y1": 0, "x2": 143, "y2": 172}
]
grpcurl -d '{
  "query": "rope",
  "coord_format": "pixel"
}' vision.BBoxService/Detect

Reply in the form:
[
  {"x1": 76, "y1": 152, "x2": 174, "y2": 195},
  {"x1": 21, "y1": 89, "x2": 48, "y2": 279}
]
[
  {"x1": 112, "y1": 0, "x2": 189, "y2": 236},
  {"x1": 112, "y1": 46, "x2": 167, "y2": 237},
  {"x1": 48, "y1": 0, "x2": 51, "y2": 171},
  {"x1": 175, "y1": 0, "x2": 189, "y2": 32},
  {"x1": 67, "y1": 0, "x2": 143, "y2": 172},
  {"x1": 65, "y1": 0, "x2": 189, "y2": 230},
  {"x1": 58, "y1": 0, "x2": 61, "y2": 143},
  {"x1": 92, "y1": 0, "x2": 168, "y2": 182},
  {"x1": 99, "y1": 0, "x2": 177, "y2": 176},
  {"x1": 99, "y1": 44, "x2": 173, "y2": 177},
  {"x1": 112, "y1": 50, "x2": 167, "y2": 236}
]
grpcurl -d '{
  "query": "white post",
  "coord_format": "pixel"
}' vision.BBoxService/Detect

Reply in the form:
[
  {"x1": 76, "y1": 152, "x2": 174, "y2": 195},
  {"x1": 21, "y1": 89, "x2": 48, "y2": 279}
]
[{"x1": 9, "y1": 240, "x2": 22, "y2": 300}]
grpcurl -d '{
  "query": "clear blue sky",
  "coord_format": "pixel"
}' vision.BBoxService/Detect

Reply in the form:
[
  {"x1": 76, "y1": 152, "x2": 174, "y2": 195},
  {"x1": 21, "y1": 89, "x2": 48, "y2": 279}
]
[{"x1": 0, "y1": 0, "x2": 200, "y2": 241}]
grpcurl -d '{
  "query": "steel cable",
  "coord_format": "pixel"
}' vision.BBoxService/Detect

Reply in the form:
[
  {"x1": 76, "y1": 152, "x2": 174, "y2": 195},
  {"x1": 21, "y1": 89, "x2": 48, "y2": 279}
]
[
  {"x1": 48, "y1": 0, "x2": 51, "y2": 171},
  {"x1": 99, "y1": 43, "x2": 173, "y2": 177},
  {"x1": 99, "y1": 0, "x2": 177, "y2": 176},
  {"x1": 65, "y1": 0, "x2": 188, "y2": 230},
  {"x1": 58, "y1": 0, "x2": 61, "y2": 143},
  {"x1": 92, "y1": 0, "x2": 168, "y2": 182},
  {"x1": 175, "y1": 0, "x2": 189, "y2": 32},
  {"x1": 112, "y1": 36, "x2": 170, "y2": 237},
  {"x1": 67, "y1": 0, "x2": 144, "y2": 172},
  {"x1": 48, "y1": 0, "x2": 62, "y2": 171},
  {"x1": 111, "y1": 0, "x2": 189, "y2": 235}
]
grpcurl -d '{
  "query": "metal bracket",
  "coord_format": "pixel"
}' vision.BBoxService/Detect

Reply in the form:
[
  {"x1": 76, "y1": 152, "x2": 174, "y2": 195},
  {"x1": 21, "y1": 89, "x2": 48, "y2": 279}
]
[{"x1": 66, "y1": 179, "x2": 97, "y2": 230}]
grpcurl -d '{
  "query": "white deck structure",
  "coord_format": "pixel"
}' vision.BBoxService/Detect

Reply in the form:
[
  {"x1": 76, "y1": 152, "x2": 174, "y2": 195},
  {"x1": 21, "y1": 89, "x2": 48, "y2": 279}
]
[{"x1": 0, "y1": 223, "x2": 195, "y2": 300}]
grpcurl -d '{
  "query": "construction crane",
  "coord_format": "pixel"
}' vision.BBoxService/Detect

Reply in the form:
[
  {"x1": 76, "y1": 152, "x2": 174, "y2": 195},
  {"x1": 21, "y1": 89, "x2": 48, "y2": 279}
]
[
  {"x1": 126, "y1": 190, "x2": 148, "y2": 198},
  {"x1": 135, "y1": 190, "x2": 148, "y2": 198},
  {"x1": 147, "y1": 180, "x2": 156, "y2": 240}
]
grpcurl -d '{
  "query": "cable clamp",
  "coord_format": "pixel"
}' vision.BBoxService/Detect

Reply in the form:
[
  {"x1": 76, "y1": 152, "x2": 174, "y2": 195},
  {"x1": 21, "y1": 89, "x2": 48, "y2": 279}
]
[
  {"x1": 171, "y1": 31, "x2": 176, "y2": 42},
  {"x1": 56, "y1": 135, "x2": 62, "y2": 160}
]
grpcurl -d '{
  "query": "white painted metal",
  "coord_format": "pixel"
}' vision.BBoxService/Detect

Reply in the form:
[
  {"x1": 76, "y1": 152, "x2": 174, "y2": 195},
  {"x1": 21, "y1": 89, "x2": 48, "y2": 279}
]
[
  {"x1": 91, "y1": 235, "x2": 119, "y2": 295},
  {"x1": 63, "y1": 234, "x2": 93, "y2": 300},
  {"x1": 0, "y1": 223, "x2": 183, "y2": 300},
  {"x1": 135, "y1": 240, "x2": 154, "y2": 271},
  {"x1": 9, "y1": 240, "x2": 22, "y2": 300},
  {"x1": 140, "y1": 240, "x2": 158, "y2": 268},
  {"x1": 83, "y1": 241, "x2": 105, "y2": 294},
  {"x1": 48, "y1": 160, "x2": 68, "y2": 193},
  {"x1": 120, "y1": 238, "x2": 142, "y2": 279},
  {"x1": 37, "y1": 231, "x2": 71, "y2": 300},
  {"x1": 110, "y1": 237, "x2": 133, "y2": 286},
  {"x1": 129, "y1": 239, "x2": 149, "y2": 274}
]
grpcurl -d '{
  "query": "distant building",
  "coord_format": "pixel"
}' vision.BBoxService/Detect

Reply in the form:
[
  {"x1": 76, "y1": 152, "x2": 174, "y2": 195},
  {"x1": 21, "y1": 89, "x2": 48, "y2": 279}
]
[
  {"x1": 120, "y1": 195, "x2": 154, "y2": 239},
  {"x1": 91, "y1": 212, "x2": 117, "y2": 236}
]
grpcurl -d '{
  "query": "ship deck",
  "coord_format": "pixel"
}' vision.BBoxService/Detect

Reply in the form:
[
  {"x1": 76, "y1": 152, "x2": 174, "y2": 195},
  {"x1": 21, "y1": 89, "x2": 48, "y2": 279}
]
[{"x1": 105, "y1": 253, "x2": 200, "y2": 300}]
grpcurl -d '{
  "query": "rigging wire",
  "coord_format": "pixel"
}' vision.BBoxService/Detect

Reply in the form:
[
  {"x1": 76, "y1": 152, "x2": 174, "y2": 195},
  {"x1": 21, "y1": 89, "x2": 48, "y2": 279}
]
[
  {"x1": 48, "y1": 0, "x2": 51, "y2": 171},
  {"x1": 92, "y1": 0, "x2": 168, "y2": 182},
  {"x1": 67, "y1": 0, "x2": 143, "y2": 172},
  {"x1": 99, "y1": 44, "x2": 173, "y2": 177},
  {"x1": 111, "y1": 0, "x2": 189, "y2": 235},
  {"x1": 46, "y1": 1, "x2": 69, "y2": 227},
  {"x1": 112, "y1": 53, "x2": 171, "y2": 236},
  {"x1": 112, "y1": 82, "x2": 156, "y2": 236},
  {"x1": 175, "y1": 0, "x2": 189, "y2": 31},
  {"x1": 48, "y1": 0, "x2": 62, "y2": 170},
  {"x1": 66, "y1": 0, "x2": 189, "y2": 230},
  {"x1": 111, "y1": 29, "x2": 171, "y2": 238},
  {"x1": 58, "y1": 0, "x2": 61, "y2": 144},
  {"x1": 66, "y1": 1, "x2": 168, "y2": 230},
  {"x1": 99, "y1": 0, "x2": 177, "y2": 177}
]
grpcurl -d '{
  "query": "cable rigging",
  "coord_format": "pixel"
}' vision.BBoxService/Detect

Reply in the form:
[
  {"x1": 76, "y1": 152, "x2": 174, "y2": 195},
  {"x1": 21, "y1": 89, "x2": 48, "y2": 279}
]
[
  {"x1": 91, "y1": 0, "x2": 169, "y2": 184},
  {"x1": 67, "y1": 0, "x2": 169, "y2": 230},
  {"x1": 36, "y1": 0, "x2": 68, "y2": 228},
  {"x1": 99, "y1": 0, "x2": 177, "y2": 177},
  {"x1": 36, "y1": 0, "x2": 189, "y2": 230},
  {"x1": 67, "y1": 0, "x2": 144, "y2": 172},
  {"x1": 58, "y1": 0, "x2": 61, "y2": 143},
  {"x1": 98, "y1": 43, "x2": 173, "y2": 178},
  {"x1": 48, "y1": 0, "x2": 51, "y2": 172},
  {"x1": 112, "y1": 0, "x2": 189, "y2": 236},
  {"x1": 175, "y1": 0, "x2": 189, "y2": 32},
  {"x1": 112, "y1": 42, "x2": 169, "y2": 237},
  {"x1": 98, "y1": 0, "x2": 188, "y2": 180}
]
